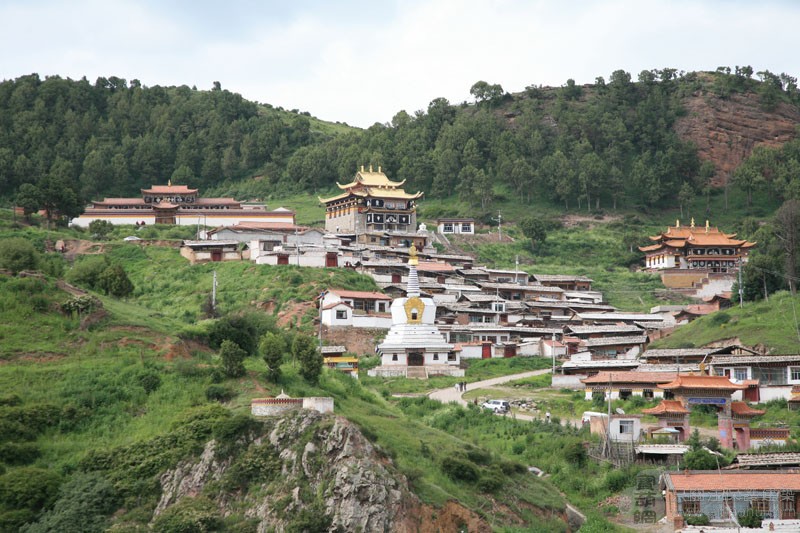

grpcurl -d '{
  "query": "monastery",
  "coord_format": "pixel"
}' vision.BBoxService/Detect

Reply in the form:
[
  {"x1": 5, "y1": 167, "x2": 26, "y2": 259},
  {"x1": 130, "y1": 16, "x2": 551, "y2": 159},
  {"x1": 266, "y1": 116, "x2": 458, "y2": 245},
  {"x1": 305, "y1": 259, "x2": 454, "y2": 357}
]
[
  {"x1": 319, "y1": 166, "x2": 423, "y2": 246},
  {"x1": 639, "y1": 219, "x2": 756, "y2": 273},
  {"x1": 70, "y1": 182, "x2": 294, "y2": 227}
]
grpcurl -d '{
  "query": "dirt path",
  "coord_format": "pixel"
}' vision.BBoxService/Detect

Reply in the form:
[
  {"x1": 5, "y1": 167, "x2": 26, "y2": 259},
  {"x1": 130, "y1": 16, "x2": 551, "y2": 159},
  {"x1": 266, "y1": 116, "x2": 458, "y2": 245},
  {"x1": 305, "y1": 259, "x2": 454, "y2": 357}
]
[{"x1": 428, "y1": 369, "x2": 552, "y2": 409}]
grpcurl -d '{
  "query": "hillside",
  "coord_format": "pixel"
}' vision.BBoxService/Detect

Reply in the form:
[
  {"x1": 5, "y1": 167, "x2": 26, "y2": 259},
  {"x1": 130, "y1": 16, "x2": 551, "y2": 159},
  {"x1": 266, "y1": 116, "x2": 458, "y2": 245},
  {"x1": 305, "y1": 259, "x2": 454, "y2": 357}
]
[{"x1": 0, "y1": 268, "x2": 582, "y2": 532}]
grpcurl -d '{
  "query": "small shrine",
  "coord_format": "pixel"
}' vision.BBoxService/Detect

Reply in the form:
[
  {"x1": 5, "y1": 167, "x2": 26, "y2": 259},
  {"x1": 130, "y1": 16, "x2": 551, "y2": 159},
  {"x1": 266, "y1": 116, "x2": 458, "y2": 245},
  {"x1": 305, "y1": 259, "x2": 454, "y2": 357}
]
[
  {"x1": 643, "y1": 367, "x2": 764, "y2": 450},
  {"x1": 368, "y1": 245, "x2": 463, "y2": 379}
]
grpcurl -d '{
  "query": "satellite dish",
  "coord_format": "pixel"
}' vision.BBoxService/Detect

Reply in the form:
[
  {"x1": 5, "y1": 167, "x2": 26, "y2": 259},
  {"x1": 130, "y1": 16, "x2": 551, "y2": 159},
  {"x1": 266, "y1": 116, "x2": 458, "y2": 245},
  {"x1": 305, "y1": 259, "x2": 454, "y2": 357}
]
[{"x1": 615, "y1": 408, "x2": 625, "y2": 415}]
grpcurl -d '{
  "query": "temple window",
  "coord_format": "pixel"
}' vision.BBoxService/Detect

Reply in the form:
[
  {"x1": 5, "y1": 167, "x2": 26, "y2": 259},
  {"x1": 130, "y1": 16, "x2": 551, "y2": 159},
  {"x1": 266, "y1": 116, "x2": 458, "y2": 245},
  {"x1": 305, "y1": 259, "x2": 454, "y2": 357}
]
[
  {"x1": 392, "y1": 354, "x2": 398, "y2": 361},
  {"x1": 790, "y1": 367, "x2": 800, "y2": 382},
  {"x1": 433, "y1": 354, "x2": 439, "y2": 361}
]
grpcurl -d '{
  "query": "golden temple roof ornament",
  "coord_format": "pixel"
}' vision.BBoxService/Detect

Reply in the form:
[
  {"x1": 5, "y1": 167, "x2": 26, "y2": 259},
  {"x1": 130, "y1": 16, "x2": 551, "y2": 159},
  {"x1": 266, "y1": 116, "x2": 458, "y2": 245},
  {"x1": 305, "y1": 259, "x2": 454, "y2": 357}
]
[
  {"x1": 676, "y1": 219, "x2": 680, "y2": 228},
  {"x1": 706, "y1": 220, "x2": 710, "y2": 234},
  {"x1": 168, "y1": 179, "x2": 172, "y2": 187},
  {"x1": 369, "y1": 164, "x2": 373, "y2": 172},
  {"x1": 408, "y1": 244, "x2": 418, "y2": 266},
  {"x1": 690, "y1": 218, "x2": 695, "y2": 228}
]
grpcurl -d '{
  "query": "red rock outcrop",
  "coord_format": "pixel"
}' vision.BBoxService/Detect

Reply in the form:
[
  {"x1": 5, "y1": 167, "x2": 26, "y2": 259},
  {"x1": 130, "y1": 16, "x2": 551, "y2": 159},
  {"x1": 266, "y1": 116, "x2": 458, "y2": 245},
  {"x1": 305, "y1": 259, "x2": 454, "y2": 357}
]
[{"x1": 675, "y1": 91, "x2": 800, "y2": 186}]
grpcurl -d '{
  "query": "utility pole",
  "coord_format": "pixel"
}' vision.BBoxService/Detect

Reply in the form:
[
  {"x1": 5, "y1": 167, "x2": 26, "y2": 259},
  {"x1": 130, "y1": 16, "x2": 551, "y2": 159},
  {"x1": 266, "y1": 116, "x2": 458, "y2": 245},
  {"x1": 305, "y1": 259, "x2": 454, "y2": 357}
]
[
  {"x1": 318, "y1": 290, "x2": 326, "y2": 349},
  {"x1": 492, "y1": 211, "x2": 502, "y2": 242},
  {"x1": 212, "y1": 270, "x2": 217, "y2": 313},
  {"x1": 738, "y1": 257, "x2": 743, "y2": 308},
  {"x1": 551, "y1": 331, "x2": 556, "y2": 375}
]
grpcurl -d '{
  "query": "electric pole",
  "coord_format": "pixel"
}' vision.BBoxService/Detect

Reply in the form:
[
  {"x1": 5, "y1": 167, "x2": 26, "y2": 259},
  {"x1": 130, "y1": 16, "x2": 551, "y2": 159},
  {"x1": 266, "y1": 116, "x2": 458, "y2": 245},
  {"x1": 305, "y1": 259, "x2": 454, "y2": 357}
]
[
  {"x1": 738, "y1": 258, "x2": 743, "y2": 308},
  {"x1": 492, "y1": 211, "x2": 502, "y2": 242},
  {"x1": 212, "y1": 270, "x2": 217, "y2": 313}
]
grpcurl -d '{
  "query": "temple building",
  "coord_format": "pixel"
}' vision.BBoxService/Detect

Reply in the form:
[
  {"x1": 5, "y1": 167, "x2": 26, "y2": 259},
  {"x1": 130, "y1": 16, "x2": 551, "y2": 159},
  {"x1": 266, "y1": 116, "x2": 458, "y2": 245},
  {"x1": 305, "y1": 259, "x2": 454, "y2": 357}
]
[
  {"x1": 639, "y1": 219, "x2": 756, "y2": 273},
  {"x1": 368, "y1": 246, "x2": 463, "y2": 379},
  {"x1": 319, "y1": 166, "x2": 424, "y2": 246},
  {"x1": 71, "y1": 182, "x2": 294, "y2": 227}
]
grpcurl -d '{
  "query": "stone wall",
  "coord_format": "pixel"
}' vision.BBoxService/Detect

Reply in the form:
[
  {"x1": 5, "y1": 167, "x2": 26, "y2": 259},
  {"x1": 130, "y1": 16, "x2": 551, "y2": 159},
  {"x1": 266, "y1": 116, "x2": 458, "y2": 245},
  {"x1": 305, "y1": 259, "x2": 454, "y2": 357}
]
[{"x1": 251, "y1": 397, "x2": 334, "y2": 416}]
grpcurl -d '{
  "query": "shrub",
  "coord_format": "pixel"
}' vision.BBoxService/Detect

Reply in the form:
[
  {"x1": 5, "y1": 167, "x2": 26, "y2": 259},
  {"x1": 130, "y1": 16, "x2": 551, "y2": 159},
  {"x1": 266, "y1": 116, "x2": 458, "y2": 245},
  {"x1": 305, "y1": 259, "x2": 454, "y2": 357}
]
[
  {"x1": 97, "y1": 263, "x2": 134, "y2": 297},
  {"x1": 286, "y1": 500, "x2": 332, "y2": 533},
  {"x1": 738, "y1": 508, "x2": 762, "y2": 528},
  {"x1": 0, "y1": 467, "x2": 62, "y2": 512},
  {"x1": 0, "y1": 238, "x2": 39, "y2": 274},
  {"x1": 66, "y1": 256, "x2": 109, "y2": 290},
  {"x1": 151, "y1": 496, "x2": 222, "y2": 533},
  {"x1": 441, "y1": 457, "x2": 479, "y2": 482},
  {"x1": 205, "y1": 384, "x2": 235, "y2": 403},
  {"x1": 684, "y1": 514, "x2": 710, "y2": 526},
  {"x1": 604, "y1": 469, "x2": 628, "y2": 492},
  {"x1": 0, "y1": 442, "x2": 41, "y2": 465},
  {"x1": 293, "y1": 334, "x2": 322, "y2": 384},
  {"x1": 21, "y1": 472, "x2": 118, "y2": 533},
  {"x1": 465, "y1": 446, "x2": 492, "y2": 465},
  {"x1": 223, "y1": 444, "x2": 280, "y2": 490},
  {"x1": 219, "y1": 339, "x2": 247, "y2": 378}
]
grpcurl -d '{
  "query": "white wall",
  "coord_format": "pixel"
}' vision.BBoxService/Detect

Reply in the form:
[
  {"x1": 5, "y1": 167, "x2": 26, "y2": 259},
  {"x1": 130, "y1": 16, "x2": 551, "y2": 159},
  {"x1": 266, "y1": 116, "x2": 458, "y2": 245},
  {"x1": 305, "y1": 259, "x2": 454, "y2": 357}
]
[{"x1": 352, "y1": 315, "x2": 392, "y2": 329}]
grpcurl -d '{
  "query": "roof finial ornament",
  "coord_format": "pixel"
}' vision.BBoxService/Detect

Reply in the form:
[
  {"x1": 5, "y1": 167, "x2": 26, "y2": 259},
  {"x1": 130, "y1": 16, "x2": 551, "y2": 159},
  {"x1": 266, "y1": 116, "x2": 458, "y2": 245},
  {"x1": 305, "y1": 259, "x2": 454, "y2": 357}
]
[
  {"x1": 690, "y1": 217, "x2": 695, "y2": 228},
  {"x1": 168, "y1": 179, "x2": 172, "y2": 187},
  {"x1": 369, "y1": 164, "x2": 373, "y2": 172},
  {"x1": 706, "y1": 220, "x2": 710, "y2": 234},
  {"x1": 378, "y1": 165, "x2": 381, "y2": 173},
  {"x1": 360, "y1": 165, "x2": 364, "y2": 172},
  {"x1": 676, "y1": 219, "x2": 680, "y2": 228},
  {"x1": 408, "y1": 244, "x2": 418, "y2": 266}
]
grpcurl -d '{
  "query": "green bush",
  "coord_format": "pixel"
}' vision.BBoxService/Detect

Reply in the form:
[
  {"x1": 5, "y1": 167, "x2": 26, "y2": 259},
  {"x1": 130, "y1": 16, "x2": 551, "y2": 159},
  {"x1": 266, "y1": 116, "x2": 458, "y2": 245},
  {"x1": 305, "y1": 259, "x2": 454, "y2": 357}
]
[
  {"x1": 151, "y1": 496, "x2": 222, "y2": 533},
  {"x1": 684, "y1": 514, "x2": 710, "y2": 526},
  {"x1": 738, "y1": 508, "x2": 763, "y2": 528},
  {"x1": 0, "y1": 467, "x2": 62, "y2": 512},
  {"x1": 66, "y1": 256, "x2": 109, "y2": 290},
  {"x1": 205, "y1": 384, "x2": 235, "y2": 403},
  {"x1": 286, "y1": 501, "x2": 332, "y2": 533},
  {"x1": 0, "y1": 238, "x2": 39, "y2": 273},
  {"x1": 604, "y1": 469, "x2": 628, "y2": 492},
  {"x1": 21, "y1": 472, "x2": 118, "y2": 533},
  {"x1": 441, "y1": 457, "x2": 479, "y2": 482},
  {"x1": 223, "y1": 444, "x2": 280, "y2": 490},
  {"x1": 0, "y1": 442, "x2": 41, "y2": 465},
  {"x1": 219, "y1": 339, "x2": 247, "y2": 378}
]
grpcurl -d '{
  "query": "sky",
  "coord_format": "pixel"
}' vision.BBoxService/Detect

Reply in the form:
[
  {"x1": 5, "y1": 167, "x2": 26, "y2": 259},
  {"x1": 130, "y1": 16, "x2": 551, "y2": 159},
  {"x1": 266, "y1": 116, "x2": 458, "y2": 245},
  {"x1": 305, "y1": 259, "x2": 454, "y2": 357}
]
[{"x1": 2, "y1": 0, "x2": 800, "y2": 128}]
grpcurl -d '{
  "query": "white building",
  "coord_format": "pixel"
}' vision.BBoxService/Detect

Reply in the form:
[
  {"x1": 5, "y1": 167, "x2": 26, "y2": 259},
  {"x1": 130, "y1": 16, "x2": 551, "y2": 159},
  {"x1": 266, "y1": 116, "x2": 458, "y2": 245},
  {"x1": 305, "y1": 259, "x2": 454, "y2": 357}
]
[
  {"x1": 369, "y1": 247, "x2": 463, "y2": 378},
  {"x1": 437, "y1": 218, "x2": 475, "y2": 235},
  {"x1": 320, "y1": 289, "x2": 393, "y2": 329}
]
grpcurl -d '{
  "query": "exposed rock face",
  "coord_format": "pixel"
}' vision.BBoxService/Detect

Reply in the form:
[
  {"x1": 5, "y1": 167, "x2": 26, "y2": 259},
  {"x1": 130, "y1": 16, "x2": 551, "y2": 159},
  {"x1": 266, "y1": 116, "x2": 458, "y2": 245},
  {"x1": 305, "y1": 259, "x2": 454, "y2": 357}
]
[
  {"x1": 675, "y1": 91, "x2": 800, "y2": 185},
  {"x1": 153, "y1": 410, "x2": 491, "y2": 532}
]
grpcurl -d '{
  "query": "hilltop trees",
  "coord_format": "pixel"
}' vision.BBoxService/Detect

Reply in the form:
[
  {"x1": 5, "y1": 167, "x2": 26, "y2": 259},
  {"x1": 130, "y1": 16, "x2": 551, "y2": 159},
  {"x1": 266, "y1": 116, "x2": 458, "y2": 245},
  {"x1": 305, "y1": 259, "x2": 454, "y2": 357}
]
[{"x1": 293, "y1": 334, "x2": 322, "y2": 384}]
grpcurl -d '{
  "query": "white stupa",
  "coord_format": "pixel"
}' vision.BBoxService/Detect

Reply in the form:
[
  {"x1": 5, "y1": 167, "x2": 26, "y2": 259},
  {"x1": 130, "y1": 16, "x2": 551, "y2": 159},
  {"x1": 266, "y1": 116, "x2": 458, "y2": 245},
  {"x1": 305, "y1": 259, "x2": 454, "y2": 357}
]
[{"x1": 368, "y1": 245, "x2": 463, "y2": 378}]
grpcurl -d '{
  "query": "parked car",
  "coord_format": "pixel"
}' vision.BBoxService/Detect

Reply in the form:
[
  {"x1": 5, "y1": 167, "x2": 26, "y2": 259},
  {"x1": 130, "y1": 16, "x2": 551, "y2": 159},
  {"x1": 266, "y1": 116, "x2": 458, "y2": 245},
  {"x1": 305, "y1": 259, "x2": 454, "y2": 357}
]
[{"x1": 481, "y1": 399, "x2": 510, "y2": 413}]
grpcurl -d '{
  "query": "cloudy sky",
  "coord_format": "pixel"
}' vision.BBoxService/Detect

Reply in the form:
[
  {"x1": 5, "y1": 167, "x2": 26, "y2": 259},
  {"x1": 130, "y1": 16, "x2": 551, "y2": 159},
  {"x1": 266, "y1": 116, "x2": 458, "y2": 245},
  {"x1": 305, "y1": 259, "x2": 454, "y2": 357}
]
[{"x1": 2, "y1": 0, "x2": 799, "y2": 128}]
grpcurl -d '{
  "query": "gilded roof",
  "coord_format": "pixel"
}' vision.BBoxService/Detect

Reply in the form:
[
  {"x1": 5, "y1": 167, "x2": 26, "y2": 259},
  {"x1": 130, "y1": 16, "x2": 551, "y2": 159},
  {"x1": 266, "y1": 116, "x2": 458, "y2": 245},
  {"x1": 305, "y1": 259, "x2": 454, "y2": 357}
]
[
  {"x1": 646, "y1": 223, "x2": 756, "y2": 248},
  {"x1": 338, "y1": 169, "x2": 405, "y2": 189}
]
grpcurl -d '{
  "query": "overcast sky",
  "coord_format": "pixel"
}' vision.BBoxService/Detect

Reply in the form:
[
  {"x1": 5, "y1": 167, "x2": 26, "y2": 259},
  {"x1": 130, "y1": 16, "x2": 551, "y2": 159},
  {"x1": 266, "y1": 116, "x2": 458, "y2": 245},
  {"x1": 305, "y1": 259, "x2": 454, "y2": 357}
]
[{"x1": 2, "y1": 0, "x2": 799, "y2": 128}]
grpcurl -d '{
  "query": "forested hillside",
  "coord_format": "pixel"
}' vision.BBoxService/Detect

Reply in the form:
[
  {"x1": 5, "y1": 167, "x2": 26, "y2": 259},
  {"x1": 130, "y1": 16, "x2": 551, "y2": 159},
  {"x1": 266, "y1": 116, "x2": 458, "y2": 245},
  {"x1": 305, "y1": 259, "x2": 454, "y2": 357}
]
[{"x1": 2, "y1": 67, "x2": 800, "y2": 222}]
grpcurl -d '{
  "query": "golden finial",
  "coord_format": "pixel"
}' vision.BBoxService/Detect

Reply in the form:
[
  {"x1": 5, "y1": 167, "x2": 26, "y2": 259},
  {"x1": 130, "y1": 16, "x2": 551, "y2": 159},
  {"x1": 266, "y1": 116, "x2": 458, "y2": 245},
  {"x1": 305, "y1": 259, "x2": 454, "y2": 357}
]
[
  {"x1": 369, "y1": 164, "x2": 373, "y2": 172},
  {"x1": 706, "y1": 220, "x2": 709, "y2": 234},
  {"x1": 168, "y1": 179, "x2": 172, "y2": 187},
  {"x1": 676, "y1": 219, "x2": 680, "y2": 228},
  {"x1": 699, "y1": 362, "x2": 706, "y2": 376},
  {"x1": 690, "y1": 218, "x2": 695, "y2": 228},
  {"x1": 378, "y1": 165, "x2": 381, "y2": 173},
  {"x1": 360, "y1": 165, "x2": 364, "y2": 172},
  {"x1": 409, "y1": 244, "x2": 418, "y2": 266}
]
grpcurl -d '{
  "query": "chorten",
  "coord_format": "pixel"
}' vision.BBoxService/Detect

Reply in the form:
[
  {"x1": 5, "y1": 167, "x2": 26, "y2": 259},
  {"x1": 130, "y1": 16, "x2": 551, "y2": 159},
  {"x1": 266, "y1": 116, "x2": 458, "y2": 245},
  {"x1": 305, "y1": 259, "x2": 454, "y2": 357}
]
[{"x1": 368, "y1": 245, "x2": 463, "y2": 378}]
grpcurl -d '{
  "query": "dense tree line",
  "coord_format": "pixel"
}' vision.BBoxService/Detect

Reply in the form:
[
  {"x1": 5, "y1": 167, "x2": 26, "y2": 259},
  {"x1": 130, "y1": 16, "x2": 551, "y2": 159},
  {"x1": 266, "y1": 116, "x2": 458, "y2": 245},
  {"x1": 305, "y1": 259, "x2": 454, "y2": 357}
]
[
  {"x1": 0, "y1": 74, "x2": 321, "y2": 214},
  {"x1": 3, "y1": 67, "x2": 799, "y2": 220}
]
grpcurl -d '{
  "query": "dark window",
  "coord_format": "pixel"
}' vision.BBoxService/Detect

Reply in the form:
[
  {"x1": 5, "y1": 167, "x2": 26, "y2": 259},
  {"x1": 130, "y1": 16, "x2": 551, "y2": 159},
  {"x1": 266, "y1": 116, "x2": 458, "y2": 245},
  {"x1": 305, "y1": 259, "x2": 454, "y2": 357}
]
[{"x1": 335, "y1": 310, "x2": 347, "y2": 320}]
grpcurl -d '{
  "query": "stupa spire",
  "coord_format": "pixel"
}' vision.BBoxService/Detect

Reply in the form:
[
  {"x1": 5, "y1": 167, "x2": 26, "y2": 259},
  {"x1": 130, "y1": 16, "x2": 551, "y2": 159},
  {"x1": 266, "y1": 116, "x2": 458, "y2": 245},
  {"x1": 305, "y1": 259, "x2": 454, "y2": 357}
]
[{"x1": 407, "y1": 245, "x2": 420, "y2": 297}]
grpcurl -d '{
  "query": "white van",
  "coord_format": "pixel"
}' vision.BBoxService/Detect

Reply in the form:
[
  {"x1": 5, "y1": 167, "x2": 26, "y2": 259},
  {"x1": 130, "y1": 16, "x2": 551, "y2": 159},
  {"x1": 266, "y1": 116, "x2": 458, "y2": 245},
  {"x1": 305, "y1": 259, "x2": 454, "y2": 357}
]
[{"x1": 482, "y1": 399, "x2": 510, "y2": 413}]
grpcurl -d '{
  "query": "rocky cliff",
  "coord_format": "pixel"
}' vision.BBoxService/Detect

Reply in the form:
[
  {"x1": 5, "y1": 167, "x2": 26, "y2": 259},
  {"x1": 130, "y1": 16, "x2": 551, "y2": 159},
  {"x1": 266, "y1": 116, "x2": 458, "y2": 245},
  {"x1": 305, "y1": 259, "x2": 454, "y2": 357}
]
[
  {"x1": 675, "y1": 89, "x2": 800, "y2": 186},
  {"x1": 152, "y1": 410, "x2": 492, "y2": 532}
]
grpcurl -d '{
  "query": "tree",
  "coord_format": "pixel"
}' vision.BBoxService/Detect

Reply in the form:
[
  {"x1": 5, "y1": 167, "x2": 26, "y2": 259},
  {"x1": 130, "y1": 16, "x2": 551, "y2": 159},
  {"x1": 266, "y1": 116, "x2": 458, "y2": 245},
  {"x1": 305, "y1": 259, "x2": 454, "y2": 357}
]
[
  {"x1": 518, "y1": 216, "x2": 548, "y2": 251},
  {"x1": 97, "y1": 264, "x2": 134, "y2": 297},
  {"x1": 0, "y1": 238, "x2": 39, "y2": 274},
  {"x1": 88, "y1": 220, "x2": 114, "y2": 240},
  {"x1": 293, "y1": 334, "x2": 322, "y2": 384},
  {"x1": 678, "y1": 182, "x2": 695, "y2": 219},
  {"x1": 260, "y1": 332, "x2": 286, "y2": 382},
  {"x1": 15, "y1": 183, "x2": 42, "y2": 219},
  {"x1": 774, "y1": 199, "x2": 800, "y2": 294},
  {"x1": 469, "y1": 81, "x2": 504, "y2": 106},
  {"x1": 219, "y1": 339, "x2": 247, "y2": 378}
]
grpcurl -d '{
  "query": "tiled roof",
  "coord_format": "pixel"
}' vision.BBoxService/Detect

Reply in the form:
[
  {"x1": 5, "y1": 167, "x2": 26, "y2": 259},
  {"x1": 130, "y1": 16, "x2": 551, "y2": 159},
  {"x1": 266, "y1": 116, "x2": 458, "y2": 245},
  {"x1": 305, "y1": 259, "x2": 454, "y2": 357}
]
[
  {"x1": 328, "y1": 289, "x2": 391, "y2": 300},
  {"x1": 578, "y1": 312, "x2": 663, "y2": 321},
  {"x1": 532, "y1": 274, "x2": 593, "y2": 283},
  {"x1": 710, "y1": 354, "x2": 800, "y2": 365},
  {"x1": 320, "y1": 346, "x2": 346, "y2": 354},
  {"x1": 730, "y1": 401, "x2": 765, "y2": 417},
  {"x1": 642, "y1": 400, "x2": 690, "y2": 415},
  {"x1": 416, "y1": 262, "x2": 456, "y2": 272},
  {"x1": 642, "y1": 348, "x2": 713, "y2": 359},
  {"x1": 660, "y1": 374, "x2": 746, "y2": 390},
  {"x1": 96, "y1": 198, "x2": 146, "y2": 205},
  {"x1": 479, "y1": 282, "x2": 563, "y2": 292},
  {"x1": 567, "y1": 325, "x2": 643, "y2": 335},
  {"x1": 732, "y1": 453, "x2": 800, "y2": 468},
  {"x1": 581, "y1": 335, "x2": 648, "y2": 347},
  {"x1": 581, "y1": 371, "x2": 677, "y2": 385},
  {"x1": 666, "y1": 471, "x2": 800, "y2": 492}
]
